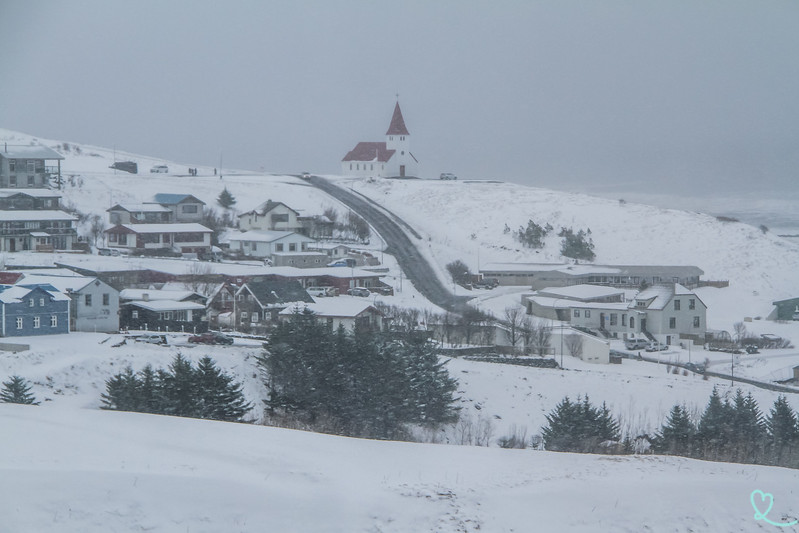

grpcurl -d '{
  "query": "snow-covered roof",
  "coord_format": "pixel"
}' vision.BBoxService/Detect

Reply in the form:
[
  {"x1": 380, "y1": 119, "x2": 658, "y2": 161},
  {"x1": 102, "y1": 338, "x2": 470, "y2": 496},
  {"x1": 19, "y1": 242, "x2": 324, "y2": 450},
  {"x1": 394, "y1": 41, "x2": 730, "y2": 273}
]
[
  {"x1": 630, "y1": 283, "x2": 696, "y2": 310},
  {"x1": 109, "y1": 223, "x2": 211, "y2": 234},
  {"x1": 21, "y1": 275, "x2": 96, "y2": 293},
  {"x1": 228, "y1": 230, "x2": 297, "y2": 243},
  {"x1": 126, "y1": 300, "x2": 206, "y2": 312},
  {"x1": 537, "y1": 284, "x2": 625, "y2": 301},
  {"x1": 120, "y1": 289, "x2": 200, "y2": 302},
  {"x1": 279, "y1": 297, "x2": 380, "y2": 318},
  {"x1": 0, "y1": 210, "x2": 76, "y2": 222},
  {"x1": 0, "y1": 145, "x2": 64, "y2": 160},
  {"x1": 108, "y1": 203, "x2": 171, "y2": 213},
  {"x1": 0, "y1": 283, "x2": 70, "y2": 303},
  {"x1": 0, "y1": 188, "x2": 62, "y2": 198},
  {"x1": 342, "y1": 142, "x2": 395, "y2": 163},
  {"x1": 480, "y1": 263, "x2": 704, "y2": 277},
  {"x1": 307, "y1": 242, "x2": 351, "y2": 251}
]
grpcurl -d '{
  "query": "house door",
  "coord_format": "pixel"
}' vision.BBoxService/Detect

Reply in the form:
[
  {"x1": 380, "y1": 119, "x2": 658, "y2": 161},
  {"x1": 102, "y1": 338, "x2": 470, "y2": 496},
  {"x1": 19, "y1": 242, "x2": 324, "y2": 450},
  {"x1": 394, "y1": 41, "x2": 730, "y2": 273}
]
[
  {"x1": 629, "y1": 317, "x2": 635, "y2": 330},
  {"x1": 641, "y1": 318, "x2": 647, "y2": 332},
  {"x1": 399, "y1": 165, "x2": 405, "y2": 177},
  {"x1": 9, "y1": 239, "x2": 14, "y2": 252},
  {"x1": 666, "y1": 335, "x2": 671, "y2": 345},
  {"x1": 600, "y1": 313, "x2": 605, "y2": 329}
]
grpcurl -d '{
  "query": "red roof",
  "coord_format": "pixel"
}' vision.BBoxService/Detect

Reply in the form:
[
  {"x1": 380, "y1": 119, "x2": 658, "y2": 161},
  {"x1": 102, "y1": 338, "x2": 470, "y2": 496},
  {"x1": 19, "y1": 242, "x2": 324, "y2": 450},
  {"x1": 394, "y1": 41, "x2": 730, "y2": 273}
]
[
  {"x1": 386, "y1": 102, "x2": 409, "y2": 135},
  {"x1": 342, "y1": 142, "x2": 396, "y2": 163}
]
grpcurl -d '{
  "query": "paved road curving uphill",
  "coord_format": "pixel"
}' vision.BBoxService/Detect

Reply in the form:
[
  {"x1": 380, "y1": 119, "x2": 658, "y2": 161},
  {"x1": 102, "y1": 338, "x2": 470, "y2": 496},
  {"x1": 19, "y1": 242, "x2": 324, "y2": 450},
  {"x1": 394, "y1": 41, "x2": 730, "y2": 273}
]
[{"x1": 306, "y1": 176, "x2": 467, "y2": 313}]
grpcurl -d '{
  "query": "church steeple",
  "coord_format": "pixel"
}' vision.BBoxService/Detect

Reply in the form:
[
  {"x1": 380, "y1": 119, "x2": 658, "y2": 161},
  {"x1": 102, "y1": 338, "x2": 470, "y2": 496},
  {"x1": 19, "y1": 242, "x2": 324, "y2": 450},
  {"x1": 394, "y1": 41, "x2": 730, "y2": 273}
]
[{"x1": 386, "y1": 101, "x2": 410, "y2": 136}]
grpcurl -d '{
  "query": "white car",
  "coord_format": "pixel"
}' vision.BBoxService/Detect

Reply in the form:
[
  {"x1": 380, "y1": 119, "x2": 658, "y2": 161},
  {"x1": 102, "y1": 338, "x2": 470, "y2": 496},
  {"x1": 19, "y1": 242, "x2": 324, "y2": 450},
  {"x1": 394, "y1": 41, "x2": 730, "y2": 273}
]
[{"x1": 150, "y1": 165, "x2": 169, "y2": 173}]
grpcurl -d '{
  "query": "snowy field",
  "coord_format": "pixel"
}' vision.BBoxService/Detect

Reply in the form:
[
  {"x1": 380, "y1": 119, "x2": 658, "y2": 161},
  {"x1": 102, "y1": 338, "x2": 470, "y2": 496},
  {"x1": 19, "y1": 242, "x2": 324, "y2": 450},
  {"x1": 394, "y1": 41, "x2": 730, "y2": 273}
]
[
  {"x1": 1, "y1": 128, "x2": 799, "y2": 530},
  {"x1": 2, "y1": 403, "x2": 799, "y2": 533}
]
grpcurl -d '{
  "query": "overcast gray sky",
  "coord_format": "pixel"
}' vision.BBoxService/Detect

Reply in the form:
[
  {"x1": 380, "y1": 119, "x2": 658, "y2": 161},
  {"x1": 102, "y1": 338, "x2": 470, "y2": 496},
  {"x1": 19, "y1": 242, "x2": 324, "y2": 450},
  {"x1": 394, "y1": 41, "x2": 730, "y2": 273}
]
[{"x1": 1, "y1": 1, "x2": 797, "y2": 197}]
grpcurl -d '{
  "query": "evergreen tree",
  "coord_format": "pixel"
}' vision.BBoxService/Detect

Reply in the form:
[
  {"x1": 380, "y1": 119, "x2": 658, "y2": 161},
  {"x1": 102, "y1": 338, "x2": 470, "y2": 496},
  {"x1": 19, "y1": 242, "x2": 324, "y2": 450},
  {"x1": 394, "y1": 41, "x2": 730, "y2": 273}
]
[
  {"x1": 654, "y1": 404, "x2": 695, "y2": 456},
  {"x1": 161, "y1": 354, "x2": 198, "y2": 417},
  {"x1": 541, "y1": 395, "x2": 620, "y2": 453},
  {"x1": 559, "y1": 227, "x2": 596, "y2": 261},
  {"x1": 765, "y1": 396, "x2": 799, "y2": 465},
  {"x1": 730, "y1": 390, "x2": 765, "y2": 463},
  {"x1": 216, "y1": 187, "x2": 237, "y2": 209},
  {"x1": 259, "y1": 310, "x2": 459, "y2": 439},
  {"x1": 0, "y1": 375, "x2": 39, "y2": 405},
  {"x1": 195, "y1": 356, "x2": 253, "y2": 421},
  {"x1": 100, "y1": 366, "x2": 141, "y2": 411},
  {"x1": 696, "y1": 387, "x2": 735, "y2": 460}
]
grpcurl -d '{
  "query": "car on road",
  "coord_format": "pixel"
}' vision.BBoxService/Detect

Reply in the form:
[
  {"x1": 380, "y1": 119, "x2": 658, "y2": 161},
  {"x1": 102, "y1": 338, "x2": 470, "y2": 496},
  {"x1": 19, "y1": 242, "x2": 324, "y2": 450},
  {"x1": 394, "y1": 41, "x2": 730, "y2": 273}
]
[
  {"x1": 645, "y1": 342, "x2": 669, "y2": 352},
  {"x1": 188, "y1": 332, "x2": 234, "y2": 345},
  {"x1": 439, "y1": 173, "x2": 457, "y2": 180},
  {"x1": 150, "y1": 165, "x2": 169, "y2": 173},
  {"x1": 347, "y1": 287, "x2": 371, "y2": 297},
  {"x1": 744, "y1": 345, "x2": 760, "y2": 354},
  {"x1": 301, "y1": 171, "x2": 311, "y2": 179}
]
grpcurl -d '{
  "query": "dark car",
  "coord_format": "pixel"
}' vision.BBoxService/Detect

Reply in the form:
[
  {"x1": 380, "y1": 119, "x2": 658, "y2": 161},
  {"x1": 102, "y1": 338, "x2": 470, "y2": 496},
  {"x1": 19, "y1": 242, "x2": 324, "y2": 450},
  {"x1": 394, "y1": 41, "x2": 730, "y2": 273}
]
[
  {"x1": 188, "y1": 332, "x2": 234, "y2": 345},
  {"x1": 744, "y1": 345, "x2": 760, "y2": 354}
]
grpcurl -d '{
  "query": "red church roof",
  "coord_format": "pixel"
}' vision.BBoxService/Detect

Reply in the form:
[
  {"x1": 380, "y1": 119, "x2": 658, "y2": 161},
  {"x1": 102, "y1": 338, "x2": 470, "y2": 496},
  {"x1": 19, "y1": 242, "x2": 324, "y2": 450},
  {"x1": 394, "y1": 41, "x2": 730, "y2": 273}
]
[
  {"x1": 342, "y1": 142, "x2": 396, "y2": 163},
  {"x1": 385, "y1": 102, "x2": 410, "y2": 136}
]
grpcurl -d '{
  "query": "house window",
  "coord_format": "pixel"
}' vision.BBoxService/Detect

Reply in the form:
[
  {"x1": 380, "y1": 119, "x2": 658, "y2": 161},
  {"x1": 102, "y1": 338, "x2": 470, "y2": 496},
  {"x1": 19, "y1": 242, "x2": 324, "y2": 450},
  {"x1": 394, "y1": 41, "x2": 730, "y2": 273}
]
[
  {"x1": 573, "y1": 309, "x2": 580, "y2": 318},
  {"x1": 622, "y1": 314, "x2": 627, "y2": 326},
  {"x1": 132, "y1": 310, "x2": 139, "y2": 319},
  {"x1": 689, "y1": 299, "x2": 695, "y2": 310},
  {"x1": 103, "y1": 293, "x2": 110, "y2": 306},
  {"x1": 276, "y1": 243, "x2": 284, "y2": 252},
  {"x1": 28, "y1": 176, "x2": 34, "y2": 186},
  {"x1": 85, "y1": 294, "x2": 92, "y2": 306},
  {"x1": 9, "y1": 159, "x2": 15, "y2": 172},
  {"x1": 674, "y1": 300, "x2": 681, "y2": 311},
  {"x1": 240, "y1": 312, "x2": 248, "y2": 320},
  {"x1": 16, "y1": 317, "x2": 22, "y2": 329},
  {"x1": 27, "y1": 160, "x2": 35, "y2": 173},
  {"x1": 350, "y1": 164, "x2": 352, "y2": 170},
  {"x1": 9, "y1": 176, "x2": 16, "y2": 187},
  {"x1": 181, "y1": 205, "x2": 199, "y2": 214},
  {"x1": 159, "y1": 311, "x2": 172, "y2": 321},
  {"x1": 33, "y1": 316, "x2": 40, "y2": 329},
  {"x1": 118, "y1": 234, "x2": 127, "y2": 245},
  {"x1": 585, "y1": 310, "x2": 591, "y2": 318},
  {"x1": 636, "y1": 301, "x2": 647, "y2": 308},
  {"x1": 50, "y1": 315, "x2": 57, "y2": 327},
  {"x1": 693, "y1": 316, "x2": 700, "y2": 328},
  {"x1": 29, "y1": 298, "x2": 34, "y2": 307},
  {"x1": 39, "y1": 298, "x2": 45, "y2": 306},
  {"x1": 289, "y1": 243, "x2": 297, "y2": 252},
  {"x1": 610, "y1": 314, "x2": 618, "y2": 326},
  {"x1": 175, "y1": 310, "x2": 187, "y2": 321},
  {"x1": 251, "y1": 313, "x2": 259, "y2": 323},
  {"x1": 669, "y1": 317, "x2": 676, "y2": 329}
]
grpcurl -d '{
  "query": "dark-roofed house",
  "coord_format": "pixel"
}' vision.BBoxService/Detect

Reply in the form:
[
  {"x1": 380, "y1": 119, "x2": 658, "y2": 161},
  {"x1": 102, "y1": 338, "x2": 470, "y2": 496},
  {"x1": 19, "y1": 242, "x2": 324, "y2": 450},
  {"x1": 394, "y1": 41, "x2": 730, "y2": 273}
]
[
  {"x1": 148, "y1": 193, "x2": 205, "y2": 223},
  {"x1": 0, "y1": 283, "x2": 70, "y2": 337},
  {"x1": 119, "y1": 288, "x2": 208, "y2": 333},
  {"x1": 0, "y1": 144, "x2": 63, "y2": 189},
  {"x1": 341, "y1": 101, "x2": 418, "y2": 178},
  {"x1": 770, "y1": 297, "x2": 799, "y2": 321},
  {"x1": 233, "y1": 279, "x2": 313, "y2": 334},
  {"x1": 107, "y1": 203, "x2": 173, "y2": 225},
  {"x1": 238, "y1": 200, "x2": 302, "y2": 232}
]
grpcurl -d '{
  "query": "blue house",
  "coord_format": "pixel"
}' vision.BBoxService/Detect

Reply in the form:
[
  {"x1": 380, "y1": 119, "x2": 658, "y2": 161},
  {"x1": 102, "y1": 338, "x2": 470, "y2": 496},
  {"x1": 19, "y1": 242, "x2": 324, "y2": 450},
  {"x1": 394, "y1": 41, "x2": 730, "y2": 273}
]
[{"x1": 0, "y1": 284, "x2": 70, "y2": 337}]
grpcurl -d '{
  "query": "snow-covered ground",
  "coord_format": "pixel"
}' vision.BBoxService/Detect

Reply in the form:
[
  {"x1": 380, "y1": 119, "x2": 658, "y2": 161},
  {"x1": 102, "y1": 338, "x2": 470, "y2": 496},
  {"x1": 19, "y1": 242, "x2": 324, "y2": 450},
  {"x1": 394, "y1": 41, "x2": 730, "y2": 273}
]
[
  {"x1": 2, "y1": 403, "x2": 798, "y2": 533},
  {"x1": 2, "y1": 128, "x2": 799, "y2": 530}
]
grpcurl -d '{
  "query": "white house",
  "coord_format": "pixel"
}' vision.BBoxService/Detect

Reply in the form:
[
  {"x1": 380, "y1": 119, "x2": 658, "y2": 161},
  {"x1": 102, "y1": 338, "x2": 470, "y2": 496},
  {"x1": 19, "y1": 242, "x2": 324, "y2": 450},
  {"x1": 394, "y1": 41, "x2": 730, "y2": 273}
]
[
  {"x1": 227, "y1": 230, "x2": 316, "y2": 260},
  {"x1": 341, "y1": 101, "x2": 418, "y2": 178},
  {"x1": 238, "y1": 200, "x2": 302, "y2": 232},
  {"x1": 279, "y1": 297, "x2": 384, "y2": 331},
  {"x1": 626, "y1": 283, "x2": 707, "y2": 346},
  {"x1": 104, "y1": 223, "x2": 213, "y2": 254},
  {"x1": 0, "y1": 210, "x2": 78, "y2": 252}
]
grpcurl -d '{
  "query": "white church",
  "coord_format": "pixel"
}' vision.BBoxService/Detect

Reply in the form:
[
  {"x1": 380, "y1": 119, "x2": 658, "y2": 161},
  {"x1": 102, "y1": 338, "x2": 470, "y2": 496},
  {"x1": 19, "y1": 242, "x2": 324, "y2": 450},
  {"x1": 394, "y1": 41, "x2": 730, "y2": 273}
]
[{"x1": 341, "y1": 101, "x2": 419, "y2": 178}]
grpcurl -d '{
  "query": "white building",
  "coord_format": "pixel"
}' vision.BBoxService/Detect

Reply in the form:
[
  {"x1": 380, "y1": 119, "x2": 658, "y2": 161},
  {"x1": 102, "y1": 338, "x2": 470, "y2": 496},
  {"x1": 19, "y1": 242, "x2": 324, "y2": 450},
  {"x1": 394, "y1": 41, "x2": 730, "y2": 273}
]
[
  {"x1": 279, "y1": 297, "x2": 383, "y2": 331},
  {"x1": 341, "y1": 101, "x2": 418, "y2": 178},
  {"x1": 227, "y1": 230, "x2": 316, "y2": 259},
  {"x1": 238, "y1": 200, "x2": 302, "y2": 232}
]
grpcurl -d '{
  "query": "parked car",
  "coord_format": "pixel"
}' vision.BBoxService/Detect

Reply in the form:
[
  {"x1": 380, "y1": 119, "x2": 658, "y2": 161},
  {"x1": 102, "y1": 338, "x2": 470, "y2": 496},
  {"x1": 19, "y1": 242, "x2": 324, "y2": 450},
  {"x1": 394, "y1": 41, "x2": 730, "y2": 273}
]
[
  {"x1": 473, "y1": 278, "x2": 499, "y2": 290},
  {"x1": 370, "y1": 286, "x2": 394, "y2": 296},
  {"x1": 109, "y1": 161, "x2": 138, "y2": 174},
  {"x1": 439, "y1": 172, "x2": 457, "y2": 180},
  {"x1": 645, "y1": 342, "x2": 669, "y2": 352},
  {"x1": 135, "y1": 334, "x2": 168, "y2": 345},
  {"x1": 347, "y1": 287, "x2": 371, "y2": 297},
  {"x1": 150, "y1": 165, "x2": 169, "y2": 173},
  {"x1": 307, "y1": 286, "x2": 333, "y2": 297},
  {"x1": 97, "y1": 248, "x2": 113, "y2": 256},
  {"x1": 624, "y1": 338, "x2": 650, "y2": 350},
  {"x1": 745, "y1": 345, "x2": 760, "y2": 354},
  {"x1": 188, "y1": 332, "x2": 234, "y2": 345}
]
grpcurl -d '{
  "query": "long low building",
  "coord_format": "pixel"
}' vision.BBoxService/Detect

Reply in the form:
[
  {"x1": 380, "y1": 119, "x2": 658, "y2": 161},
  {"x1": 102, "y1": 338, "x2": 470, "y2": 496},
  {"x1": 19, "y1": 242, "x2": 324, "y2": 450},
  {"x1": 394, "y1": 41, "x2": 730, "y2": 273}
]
[{"x1": 480, "y1": 262, "x2": 704, "y2": 289}]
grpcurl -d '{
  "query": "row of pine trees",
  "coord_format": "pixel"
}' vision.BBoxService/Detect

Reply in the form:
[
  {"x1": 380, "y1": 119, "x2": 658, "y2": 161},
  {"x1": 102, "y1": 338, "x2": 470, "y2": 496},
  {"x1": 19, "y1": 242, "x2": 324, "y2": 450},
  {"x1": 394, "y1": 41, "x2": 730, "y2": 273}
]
[{"x1": 541, "y1": 388, "x2": 799, "y2": 468}]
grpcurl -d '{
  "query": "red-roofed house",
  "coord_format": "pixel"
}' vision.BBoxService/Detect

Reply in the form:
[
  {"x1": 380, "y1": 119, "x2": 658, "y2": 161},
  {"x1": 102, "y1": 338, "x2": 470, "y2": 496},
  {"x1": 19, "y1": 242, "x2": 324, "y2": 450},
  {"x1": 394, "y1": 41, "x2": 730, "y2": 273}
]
[{"x1": 341, "y1": 101, "x2": 418, "y2": 178}]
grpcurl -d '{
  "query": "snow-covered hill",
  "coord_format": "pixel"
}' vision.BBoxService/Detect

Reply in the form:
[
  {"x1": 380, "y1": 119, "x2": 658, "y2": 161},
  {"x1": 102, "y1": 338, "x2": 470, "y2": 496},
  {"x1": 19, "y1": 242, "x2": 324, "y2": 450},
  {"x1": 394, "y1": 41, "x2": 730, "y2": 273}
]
[{"x1": 2, "y1": 403, "x2": 798, "y2": 533}]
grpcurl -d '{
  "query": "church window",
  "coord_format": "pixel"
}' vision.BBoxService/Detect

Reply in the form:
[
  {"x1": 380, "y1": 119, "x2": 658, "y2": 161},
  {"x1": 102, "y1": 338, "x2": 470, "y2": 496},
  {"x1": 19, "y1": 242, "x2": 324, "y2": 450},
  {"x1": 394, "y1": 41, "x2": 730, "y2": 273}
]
[
  {"x1": 349, "y1": 164, "x2": 352, "y2": 170},
  {"x1": 370, "y1": 164, "x2": 373, "y2": 170},
  {"x1": 356, "y1": 164, "x2": 359, "y2": 170},
  {"x1": 401, "y1": 151, "x2": 404, "y2": 155}
]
